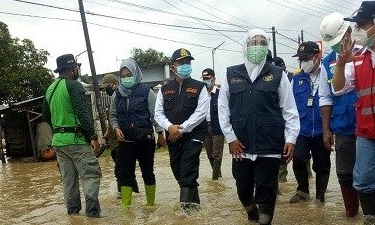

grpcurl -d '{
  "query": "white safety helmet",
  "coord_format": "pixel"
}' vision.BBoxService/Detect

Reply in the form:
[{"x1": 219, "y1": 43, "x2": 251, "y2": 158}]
[{"x1": 320, "y1": 12, "x2": 350, "y2": 47}]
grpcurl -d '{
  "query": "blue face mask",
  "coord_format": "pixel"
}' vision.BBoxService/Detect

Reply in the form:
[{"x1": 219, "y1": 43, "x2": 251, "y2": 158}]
[
  {"x1": 120, "y1": 77, "x2": 135, "y2": 89},
  {"x1": 203, "y1": 79, "x2": 213, "y2": 88},
  {"x1": 176, "y1": 64, "x2": 192, "y2": 79}
]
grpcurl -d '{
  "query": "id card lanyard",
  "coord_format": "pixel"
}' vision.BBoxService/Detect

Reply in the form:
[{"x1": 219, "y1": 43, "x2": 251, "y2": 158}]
[{"x1": 307, "y1": 74, "x2": 319, "y2": 107}]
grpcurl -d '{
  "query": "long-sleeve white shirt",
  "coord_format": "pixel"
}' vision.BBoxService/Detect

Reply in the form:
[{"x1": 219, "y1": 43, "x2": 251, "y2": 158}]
[
  {"x1": 218, "y1": 70, "x2": 300, "y2": 159},
  {"x1": 154, "y1": 82, "x2": 208, "y2": 134}
]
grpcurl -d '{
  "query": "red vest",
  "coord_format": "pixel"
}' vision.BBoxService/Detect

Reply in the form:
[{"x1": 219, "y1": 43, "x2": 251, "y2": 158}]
[{"x1": 354, "y1": 51, "x2": 375, "y2": 139}]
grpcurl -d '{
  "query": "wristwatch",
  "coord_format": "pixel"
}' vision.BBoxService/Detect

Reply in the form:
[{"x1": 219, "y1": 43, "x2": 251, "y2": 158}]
[{"x1": 90, "y1": 134, "x2": 98, "y2": 141}]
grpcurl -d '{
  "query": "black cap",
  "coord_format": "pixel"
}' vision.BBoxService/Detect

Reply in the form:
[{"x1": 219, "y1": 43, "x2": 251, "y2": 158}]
[
  {"x1": 202, "y1": 68, "x2": 215, "y2": 78},
  {"x1": 344, "y1": 1, "x2": 375, "y2": 23},
  {"x1": 273, "y1": 56, "x2": 285, "y2": 67},
  {"x1": 54, "y1": 54, "x2": 81, "y2": 73},
  {"x1": 170, "y1": 48, "x2": 194, "y2": 63},
  {"x1": 292, "y1": 41, "x2": 320, "y2": 58}
]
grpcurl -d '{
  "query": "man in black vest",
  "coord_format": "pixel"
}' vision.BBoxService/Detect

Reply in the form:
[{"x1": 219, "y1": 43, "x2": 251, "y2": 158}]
[
  {"x1": 218, "y1": 29, "x2": 300, "y2": 225},
  {"x1": 201, "y1": 68, "x2": 225, "y2": 180},
  {"x1": 155, "y1": 48, "x2": 208, "y2": 212}
]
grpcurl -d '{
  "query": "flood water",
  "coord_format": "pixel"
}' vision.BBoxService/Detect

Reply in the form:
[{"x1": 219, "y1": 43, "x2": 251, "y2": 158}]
[{"x1": 0, "y1": 145, "x2": 363, "y2": 225}]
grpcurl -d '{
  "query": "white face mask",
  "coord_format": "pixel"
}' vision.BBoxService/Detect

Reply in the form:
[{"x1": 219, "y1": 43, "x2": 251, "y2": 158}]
[
  {"x1": 301, "y1": 59, "x2": 315, "y2": 73},
  {"x1": 352, "y1": 26, "x2": 375, "y2": 47}
]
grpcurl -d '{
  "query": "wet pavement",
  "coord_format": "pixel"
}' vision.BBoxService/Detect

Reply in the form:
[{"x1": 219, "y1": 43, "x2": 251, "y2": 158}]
[{"x1": 0, "y1": 145, "x2": 363, "y2": 225}]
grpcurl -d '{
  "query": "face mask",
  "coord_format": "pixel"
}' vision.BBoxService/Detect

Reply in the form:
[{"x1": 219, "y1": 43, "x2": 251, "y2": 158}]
[
  {"x1": 203, "y1": 79, "x2": 213, "y2": 88},
  {"x1": 176, "y1": 64, "x2": 192, "y2": 79},
  {"x1": 301, "y1": 59, "x2": 315, "y2": 73},
  {"x1": 105, "y1": 85, "x2": 115, "y2": 96},
  {"x1": 331, "y1": 41, "x2": 341, "y2": 53},
  {"x1": 120, "y1": 77, "x2": 136, "y2": 89},
  {"x1": 352, "y1": 26, "x2": 375, "y2": 47},
  {"x1": 246, "y1": 46, "x2": 268, "y2": 64},
  {"x1": 72, "y1": 68, "x2": 80, "y2": 80}
]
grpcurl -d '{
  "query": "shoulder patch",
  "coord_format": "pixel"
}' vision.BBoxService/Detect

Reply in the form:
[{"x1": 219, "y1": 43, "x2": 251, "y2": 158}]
[{"x1": 186, "y1": 87, "x2": 198, "y2": 94}]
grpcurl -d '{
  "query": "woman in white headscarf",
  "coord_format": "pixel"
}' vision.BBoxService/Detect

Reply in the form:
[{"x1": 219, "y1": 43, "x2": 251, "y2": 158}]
[{"x1": 218, "y1": 29, "x2": 300, "y2": 224}]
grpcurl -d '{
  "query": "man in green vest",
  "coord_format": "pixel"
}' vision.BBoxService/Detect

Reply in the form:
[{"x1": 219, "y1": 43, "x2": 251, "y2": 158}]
[{"x1": 42, "y1": 54, "x2": 102, "y2": 218}]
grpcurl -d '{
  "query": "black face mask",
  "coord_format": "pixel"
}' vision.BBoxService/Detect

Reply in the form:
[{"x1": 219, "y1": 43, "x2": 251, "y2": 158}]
[
  {"x1": 71, "y1": 68, "x2": 80, "y2": 80},
  {"x1": 105, "y1": 86, "x2": 115, "y2": 96}
]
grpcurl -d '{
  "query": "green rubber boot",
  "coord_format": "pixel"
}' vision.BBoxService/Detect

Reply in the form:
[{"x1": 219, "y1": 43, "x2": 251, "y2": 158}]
[
  {"x1": 145, "y1": 184, "x2": 156, "y2": 206},
  {"x1": 121, "y1": 186, "x2": 132, "y2": 208}
]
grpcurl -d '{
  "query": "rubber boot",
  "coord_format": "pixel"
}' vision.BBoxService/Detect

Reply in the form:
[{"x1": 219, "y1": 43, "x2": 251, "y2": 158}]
[
  {"x1": 359, "y1": 192, "x2": 375, "y2": 224},
  {"x1": 316, "y1": 173, "x2": 330, "y2": 203},
  {"x1": 212, "y1": 159, "x2": 222, "y2": 180},
  {"x1": 145, "y1": 184, "x2": 156, "y2": 206},
  {"x1": 208, "y1": 158, "x2": 214, "y2": 169},
  {"x1": 245, "y1": 204, "x2": 259, "y2": 222},
  {"x1": 120, "y1": 186, "x2": 132, "y2": 208},
  {"x1": 278, "y1": 161, "x2": 288, "y2": 183},
  {"x1": 340, "y1": 184, "x2": 359, "y2": 217},
  {"x1": 258, "y1": 204, "x2": 275, "y2": 225}
]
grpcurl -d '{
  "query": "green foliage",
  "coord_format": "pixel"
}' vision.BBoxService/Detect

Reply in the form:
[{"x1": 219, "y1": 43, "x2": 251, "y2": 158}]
[
  {"x1": 130, "y1": 48, "x2": 169, "y2": 69},
  {"x1": 0, "y1": 21, "x2": 53, "y2": 105}
]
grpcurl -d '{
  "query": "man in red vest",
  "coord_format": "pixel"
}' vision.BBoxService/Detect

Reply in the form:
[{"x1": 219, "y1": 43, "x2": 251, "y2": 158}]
[{"x1": 333, "y1": 1, "x2": 375, "y2": 224}]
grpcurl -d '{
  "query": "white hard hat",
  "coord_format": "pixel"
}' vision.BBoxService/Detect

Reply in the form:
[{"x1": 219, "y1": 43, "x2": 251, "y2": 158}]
[{"x1": 320, "y1": 12, "x2": 350, "y2": 47}]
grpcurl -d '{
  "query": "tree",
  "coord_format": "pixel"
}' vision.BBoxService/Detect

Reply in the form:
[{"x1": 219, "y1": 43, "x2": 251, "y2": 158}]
[
  {"x1": 130, "y1": 48, "x2": 170, "y2": 69},
  {"x1": 0, "y1": 21, "x2": 53, "y2": 105}
]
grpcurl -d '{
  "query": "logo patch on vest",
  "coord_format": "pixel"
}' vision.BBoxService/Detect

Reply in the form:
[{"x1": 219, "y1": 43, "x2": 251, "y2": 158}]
[
  {"x1": 163, "y1": 90, "x2": 176, "y2": 95},
  {"x1": 263, "y1": 74, "x2": 273, "y2": 82},
  {"x1": 186, "y1": 87, "x2": 198, "y2": 93},
  {"x1": 230, "y1": 77, "x2": 245, "y2": 84},
  {"x1": 298, "y1": 80, "x2": 304, "y2": 85}
]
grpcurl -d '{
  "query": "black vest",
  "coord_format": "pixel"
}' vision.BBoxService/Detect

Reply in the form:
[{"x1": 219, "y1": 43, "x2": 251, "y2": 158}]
[
  {"x1": 161, "y1": 77, "x2": 207, "y2": 141},
  {"x1": 227, "y1": 63, "x2": 285, "y2": 154},
  {"x1": 115, "y1": 83, "x2": 152, "y2": 133},
  {"x1": 209, "y1": 88, "x2": 223, "y2": 135}
]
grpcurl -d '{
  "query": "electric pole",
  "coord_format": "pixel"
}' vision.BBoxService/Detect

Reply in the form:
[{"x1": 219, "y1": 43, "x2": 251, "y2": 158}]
[
  {"x1": 272, "y1": 26, "x2": 277, "y2": 58},
  {"x1": 212, "y1": 41, "x2": 225, "y2": 71},
  {"x1": 78, "y1": 0, "x2": 107, "y2": 135}
]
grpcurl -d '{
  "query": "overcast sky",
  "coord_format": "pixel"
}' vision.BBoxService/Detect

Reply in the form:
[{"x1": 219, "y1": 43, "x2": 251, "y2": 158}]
[{"x1": 0, "y1": 0, "x2": 363, "y2": 83}]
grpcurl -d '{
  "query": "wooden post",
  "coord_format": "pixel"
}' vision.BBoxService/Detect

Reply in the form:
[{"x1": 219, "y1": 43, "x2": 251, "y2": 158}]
[{"x1": 0, "y1": 128, "x2": 5, "y2": 163}]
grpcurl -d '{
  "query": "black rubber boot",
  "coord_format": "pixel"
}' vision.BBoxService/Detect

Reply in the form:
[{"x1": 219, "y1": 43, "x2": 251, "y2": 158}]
[
  {"x1": 359, "y1": 192, "x2": 375, "y2": 219},
  {"x1": 258, "y1": 204, "x2": 275, "y2": 225},
  {"x1": 212, "y1": 159, "x2": 222, "y2": 180},
  {"x1": 245, "y1": 204, "x2": 259, "y2": 222},
  {"x1": 316, "y1": 173, "x2": 330, "y2": 203}
]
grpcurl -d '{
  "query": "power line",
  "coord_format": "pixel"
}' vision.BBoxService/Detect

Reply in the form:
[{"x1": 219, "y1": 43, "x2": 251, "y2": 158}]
[
  {"x1": 104, "y1": 0, "x2": 247, "y2": 30},
  {"x1": 163, "y1": 0, "x2": 242, "y2": 45},
  {"x1": 264, "y1": 0, "x2": 323, "y2": 18},
  {"x1": 179, "y1": 0, "x2": 248, "y2": 31},
  {"x1": 279, "y1": 0, "x2": 326, "y2": 16},
  {"x1": 342, "y1": 0, "x2": 359, "y2": 7},
  {"x1": 0, "y1": 10, "x2": 242, "y2": 53}
]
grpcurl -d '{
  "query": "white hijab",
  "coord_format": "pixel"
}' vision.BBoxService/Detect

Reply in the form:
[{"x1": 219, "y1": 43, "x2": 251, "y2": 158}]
[{"x1": 243, "y1": 28, "x2": 270, "y2": 82}]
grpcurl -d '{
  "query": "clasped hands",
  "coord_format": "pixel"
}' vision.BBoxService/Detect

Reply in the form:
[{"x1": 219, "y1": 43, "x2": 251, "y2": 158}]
[{"x1": 167, "y1": 124, "x2": 182, "y2": 143}]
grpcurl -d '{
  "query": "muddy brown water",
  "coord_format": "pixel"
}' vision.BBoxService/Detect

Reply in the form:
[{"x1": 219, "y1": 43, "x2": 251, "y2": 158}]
[{"x1": 0, "y1": 145, "x2": 363, "y2": 225}]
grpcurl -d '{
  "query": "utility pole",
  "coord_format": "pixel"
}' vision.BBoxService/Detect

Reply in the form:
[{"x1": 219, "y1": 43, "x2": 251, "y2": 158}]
[
  {"x1": 272, "y1": 26, "x2": 277, "y2": 58},
  {"x1": 300, "y1": 29, "x2": 304, "y2": 43},
  {"x1": 212, "y1": 41, "x2": 225, "y2": 71},
  {"x1": 78, "y1": 0, "x2": 107, "y2": 135}
]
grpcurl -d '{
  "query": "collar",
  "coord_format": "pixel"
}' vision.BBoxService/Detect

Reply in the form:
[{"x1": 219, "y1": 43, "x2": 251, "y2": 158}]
[{"x1": 210, "y1": 86, "x2": 217, "y2": 94}]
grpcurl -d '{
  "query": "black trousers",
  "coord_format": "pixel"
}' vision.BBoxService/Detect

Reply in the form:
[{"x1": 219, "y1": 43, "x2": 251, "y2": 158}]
[
  {"x1": 232, "y1": 157, "x2": 280, "y2": 207},
  {"x1": 117, "y1": 140, "x2": 156, "y2": 187},
  {"x1": 168, "y1": 139, "x2": 202, "y2": 187}
]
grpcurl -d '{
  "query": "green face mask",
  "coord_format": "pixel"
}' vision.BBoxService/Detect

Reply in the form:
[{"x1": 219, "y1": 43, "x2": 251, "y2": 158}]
[
  {"x1": 247, "y1": 46, "x2": 268, "y2": 64},
  {"x1": 331, "y1": 41, "x2": 341, "y2": 53},
  {"x1": 120, "y1": 77, "x2": 135, "y2": 89}
]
